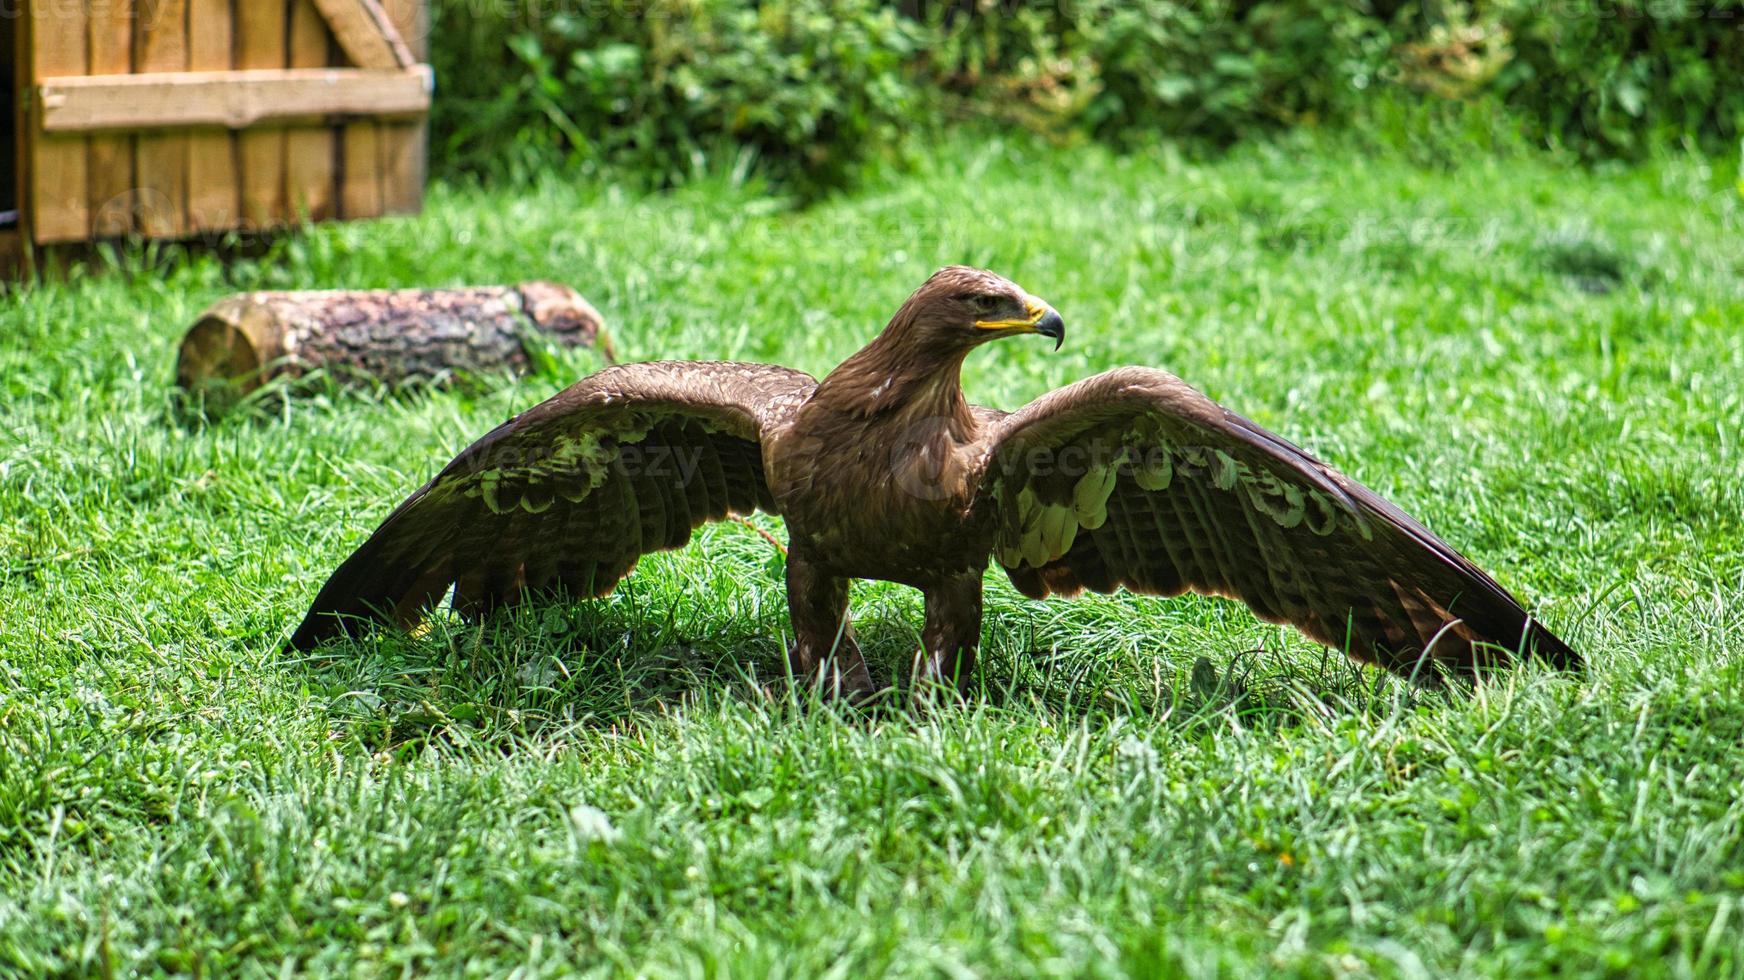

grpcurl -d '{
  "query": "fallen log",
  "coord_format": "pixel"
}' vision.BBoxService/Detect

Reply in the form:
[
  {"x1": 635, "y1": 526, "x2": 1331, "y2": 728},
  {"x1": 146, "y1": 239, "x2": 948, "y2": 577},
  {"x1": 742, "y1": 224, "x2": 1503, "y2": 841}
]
[{"x1": 175, "y1": 282, "x2": 613, "y2": 406}]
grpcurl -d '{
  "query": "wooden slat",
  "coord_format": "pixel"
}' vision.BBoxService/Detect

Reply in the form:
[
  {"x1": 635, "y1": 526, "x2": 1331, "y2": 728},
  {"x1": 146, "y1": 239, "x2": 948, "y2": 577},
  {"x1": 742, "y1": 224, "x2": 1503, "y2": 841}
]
[
  {"x1": 39, "y1": 68, "x2": 434, "y2": 132},
  {"x1": 27, "y1": 1, "x2": 90, "y2": 243},
  {"x1": 286, "y1": 0, "x2": 336, "y2": 223},
  {"x1": 236, "y1": 0, "x2": 288, "y2": 230},
  {"x1": 187, "y1": 0, "x2": 239, "y2": 235},
  {"x1": 0, "y1": 231, "x2": 24, "y2": 278},
  {"x1": 134, "y1": 0, "x2": 190, "y2": 238},
  {"x1": 328, "y1": 0, "x2": 412, "y2": 217},
  {"x1": 312, "y1": 0, "x2": 412, "y2": 70},
  {"x1": 342, "y1": 119, "x2": 384, "y2": 220},
  {"x1": 381, "y1": 0, "x2": 427, "y2": 60},
  {"x1": 378, "y1": 0, "x2": 427, "y2": 216},
  {"x1": 87, "y1": 0, "x2": 134, "y2": 238}
]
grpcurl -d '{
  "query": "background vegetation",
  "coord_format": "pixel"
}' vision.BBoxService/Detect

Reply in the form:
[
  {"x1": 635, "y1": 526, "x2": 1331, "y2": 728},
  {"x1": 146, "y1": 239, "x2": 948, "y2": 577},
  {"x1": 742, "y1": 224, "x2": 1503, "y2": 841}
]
[{"x1": 429, "y1": 0, "x2": 1744, "y2": 194}]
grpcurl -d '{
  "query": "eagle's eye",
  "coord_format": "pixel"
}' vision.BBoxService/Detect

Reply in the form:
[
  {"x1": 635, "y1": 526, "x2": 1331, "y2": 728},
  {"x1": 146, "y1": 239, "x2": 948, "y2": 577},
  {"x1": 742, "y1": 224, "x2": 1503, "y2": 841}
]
[{"x1": 967, "y1": 294, "x2": 1002, "y2": 315}]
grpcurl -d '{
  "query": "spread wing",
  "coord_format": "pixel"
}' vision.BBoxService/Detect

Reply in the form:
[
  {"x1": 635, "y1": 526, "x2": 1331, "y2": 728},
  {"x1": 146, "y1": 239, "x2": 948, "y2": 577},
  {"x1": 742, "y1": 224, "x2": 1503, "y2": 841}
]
[
  {"x1": 289, "y1": 361, "x2": 815, "y2": 650},
  {"x1": 972, "y1": 367, "x2": 1579, "y2": 681}
]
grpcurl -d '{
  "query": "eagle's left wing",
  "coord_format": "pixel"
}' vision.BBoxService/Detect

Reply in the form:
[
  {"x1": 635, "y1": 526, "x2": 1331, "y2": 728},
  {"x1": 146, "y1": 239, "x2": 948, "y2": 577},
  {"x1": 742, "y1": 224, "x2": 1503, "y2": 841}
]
[
  {"x1": 971, "y1": 367, "x2": 1578, "y2": 681},
  {"x1": 288, "y1": 361, "x2": 815, "y2": 651}
]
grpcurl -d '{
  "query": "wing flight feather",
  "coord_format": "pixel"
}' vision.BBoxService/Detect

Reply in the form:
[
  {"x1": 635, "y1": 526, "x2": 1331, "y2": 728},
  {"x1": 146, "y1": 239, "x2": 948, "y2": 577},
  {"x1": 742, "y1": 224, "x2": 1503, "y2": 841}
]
[
  {"x1": 973, "y1": 367, "x2": 1578, "y2": 680},
  {"x1": 288, "y1": 361, "x2": 815, "y2": 650}
]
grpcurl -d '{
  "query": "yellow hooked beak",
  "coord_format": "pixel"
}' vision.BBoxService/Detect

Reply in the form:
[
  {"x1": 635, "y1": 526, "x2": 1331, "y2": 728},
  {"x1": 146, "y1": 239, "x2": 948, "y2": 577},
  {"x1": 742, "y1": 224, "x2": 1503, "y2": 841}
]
[{"x1": 974, "y1": 296, "x2": 1066, "y2": 350}]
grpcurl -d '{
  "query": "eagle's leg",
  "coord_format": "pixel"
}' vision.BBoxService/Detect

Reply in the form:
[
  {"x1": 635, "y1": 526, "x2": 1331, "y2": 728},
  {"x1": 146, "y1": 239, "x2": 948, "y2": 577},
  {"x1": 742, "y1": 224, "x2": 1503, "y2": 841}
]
[
  {"x1": 912, "y1": 574, "x2": 984, "y2": 700},
  {"x1": 784, "y1": 553, "x2": 876, "y2": 698}
]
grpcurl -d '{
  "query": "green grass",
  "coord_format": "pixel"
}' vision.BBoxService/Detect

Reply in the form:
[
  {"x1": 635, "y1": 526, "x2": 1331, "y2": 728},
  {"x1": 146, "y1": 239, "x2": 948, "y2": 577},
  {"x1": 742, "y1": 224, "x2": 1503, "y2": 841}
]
[{"x1": 3, "y1": 134, "x2": 1743, "y2": 976}]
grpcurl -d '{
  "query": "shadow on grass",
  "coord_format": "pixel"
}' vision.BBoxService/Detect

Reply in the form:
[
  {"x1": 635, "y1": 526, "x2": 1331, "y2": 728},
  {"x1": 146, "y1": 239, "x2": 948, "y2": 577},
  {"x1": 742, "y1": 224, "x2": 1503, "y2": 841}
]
[
  {"x1": 282, "y1": 588, "x2": 1450, "y2": 755},
  {"x1": 283, "y1": 594, "x2": 789, "y2": 753},
  {"x1": 990, "y1": 637, "x2": 1451, "y2": 736}
]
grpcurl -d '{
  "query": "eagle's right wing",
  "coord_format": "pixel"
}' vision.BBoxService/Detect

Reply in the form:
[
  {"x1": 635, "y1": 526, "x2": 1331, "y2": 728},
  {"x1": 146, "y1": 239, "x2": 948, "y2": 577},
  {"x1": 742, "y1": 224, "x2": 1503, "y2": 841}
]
[
  {"x1": 972, "y1": 367, "x2": 1579, "y2": 682},
  {"x1": 289, "y1": 361, "x2": 815, "y2": 650}
]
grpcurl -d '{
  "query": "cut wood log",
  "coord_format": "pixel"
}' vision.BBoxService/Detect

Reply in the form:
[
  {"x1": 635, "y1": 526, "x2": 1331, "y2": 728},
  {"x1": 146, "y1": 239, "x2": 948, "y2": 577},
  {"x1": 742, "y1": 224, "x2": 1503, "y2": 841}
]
[{"x1": 176, "y1": 282, "x2": 613, "y2": 406}]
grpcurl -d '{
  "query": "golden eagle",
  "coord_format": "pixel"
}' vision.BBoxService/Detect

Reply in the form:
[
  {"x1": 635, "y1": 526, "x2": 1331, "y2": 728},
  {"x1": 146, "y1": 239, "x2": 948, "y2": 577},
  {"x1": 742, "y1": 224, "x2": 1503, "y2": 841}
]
[{"x1": 291, "y1": 267, "x2": 1578, "y2": 695}]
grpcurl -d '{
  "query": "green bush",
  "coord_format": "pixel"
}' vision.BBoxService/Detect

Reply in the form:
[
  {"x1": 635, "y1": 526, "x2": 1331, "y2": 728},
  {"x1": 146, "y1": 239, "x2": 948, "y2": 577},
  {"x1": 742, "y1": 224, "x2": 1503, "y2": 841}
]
[
  {"x1": 426, "y1": 0, "x2": 1742, "y2": 192},
  {"x1": 916, "y1": 1, "x2": 1390, "y2": 143},
  {"x1": 1484, "y1": 0, "x2": 1744, "y2": 159},
  {"x1": 430, "y1": 0, "x2": 922, "y2": 196},
  {"x1": 1081, "y1": 1, "x2": 1387, "y2": 141}
]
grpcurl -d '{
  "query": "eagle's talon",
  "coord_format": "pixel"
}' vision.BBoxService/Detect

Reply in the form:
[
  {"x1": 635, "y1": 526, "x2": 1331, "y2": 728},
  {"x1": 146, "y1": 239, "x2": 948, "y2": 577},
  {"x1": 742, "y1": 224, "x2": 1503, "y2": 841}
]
[{"x1": 787, "y1": 647, "x2": 878, "y2": 703}]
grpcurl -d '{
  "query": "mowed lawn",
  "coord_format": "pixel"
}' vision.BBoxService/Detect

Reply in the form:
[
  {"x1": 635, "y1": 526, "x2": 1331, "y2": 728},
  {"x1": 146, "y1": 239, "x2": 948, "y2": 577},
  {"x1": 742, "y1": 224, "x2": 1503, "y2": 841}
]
[{"x1": 3, "y1": 137, "x2": 1742, "y2": 976}]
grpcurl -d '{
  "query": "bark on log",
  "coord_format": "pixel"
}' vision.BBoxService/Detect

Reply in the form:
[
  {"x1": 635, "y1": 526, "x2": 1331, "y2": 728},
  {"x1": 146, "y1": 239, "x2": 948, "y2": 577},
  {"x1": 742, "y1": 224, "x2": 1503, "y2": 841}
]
[{"x1": 175, "y1": 282, "x2": 613, "y2": 404}]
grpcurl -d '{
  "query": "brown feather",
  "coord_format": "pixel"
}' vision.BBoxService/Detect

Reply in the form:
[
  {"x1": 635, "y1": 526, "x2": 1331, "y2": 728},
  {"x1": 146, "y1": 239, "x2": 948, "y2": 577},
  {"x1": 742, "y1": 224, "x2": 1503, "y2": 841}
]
[
  {"x1": 288, "y1": 362, "x2": 816, "y2": 650},
  {"x1": 974, "y1": 367, "x2": 1579, "y2": 680}
]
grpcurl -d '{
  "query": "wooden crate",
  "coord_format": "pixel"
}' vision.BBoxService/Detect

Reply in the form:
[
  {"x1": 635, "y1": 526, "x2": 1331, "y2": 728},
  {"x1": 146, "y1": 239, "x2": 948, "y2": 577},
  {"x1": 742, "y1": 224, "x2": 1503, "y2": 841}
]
[{"x1": 5, "y1": 0, "x2": 431, "y2": 249}]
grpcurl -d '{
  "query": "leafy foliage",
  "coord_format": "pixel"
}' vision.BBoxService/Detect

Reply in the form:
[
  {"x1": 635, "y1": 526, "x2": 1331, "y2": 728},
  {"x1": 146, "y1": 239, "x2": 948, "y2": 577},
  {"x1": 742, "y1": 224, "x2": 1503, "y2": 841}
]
[
  {"x1": 432, "y1": 0, "x2": 921, "y2": 197},
  {"x1": 920, "y1": 0, "x2": 1392, "y2": 142},
  {"x1": 1486, "y1": 0, "x2": 1744, "y2": 158},
  {"x1": 429, "y1": 0, "x2": 1741, "y2": 192}
]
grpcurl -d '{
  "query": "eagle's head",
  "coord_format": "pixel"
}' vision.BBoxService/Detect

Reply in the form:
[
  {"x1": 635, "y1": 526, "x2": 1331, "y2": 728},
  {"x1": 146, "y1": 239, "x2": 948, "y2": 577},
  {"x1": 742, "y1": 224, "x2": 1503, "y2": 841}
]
[{"x1": 889, "y1": 266, "x2": 1065, "y2": 354}]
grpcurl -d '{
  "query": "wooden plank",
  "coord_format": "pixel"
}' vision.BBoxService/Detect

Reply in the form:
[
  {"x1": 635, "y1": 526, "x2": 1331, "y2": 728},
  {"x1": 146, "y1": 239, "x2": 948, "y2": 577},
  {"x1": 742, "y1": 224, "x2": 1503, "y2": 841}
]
[
  {"x1": 87, "y1": 0, "x2": 135, "y2": 238},
  {"x1": 132, "y1": 0, "x2": 190, "y2": 239},
  {"x1": 27, "y1": 0, "x2": 90, "y2": 243},
  {"x1": 312, "y1": 0, "x2": 412, "y2": 69},
  {"x1": 38, "y1": 67, "x2": 435, "y2": 132},
  {"x1": 186, "y1": 0, "x2": 239, "y2": 235},
  {"x1": 377, "y1": 112, "x2": 425, "y2": 216},
  {"x1": 328, "y1": 0, "x2": 411, "y2": 214},
  {"x1": 342, "y1": 118, "x2": 384, "y2": 220},
  {"x1": 0, "y1": 230, "x2": 24, "y2": 278},
  {"x1": 5, "y1": 11, "x2": 19, "y2": 260},
  {"x1": 286, "y1": 0, "x2": 336, "y2": 223},
  {"x1": 381, "y1": 0, "x2": 426, "y2": 60},
  {"x1": 377, "y1": 0, "x2": 427, "y2": 216},
  {"x1": 134, "y1": 0, "x2": 190, "y2": 238},
  {"x1": 236, "y1": 0, "x2": 288, "y2": 230}
]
